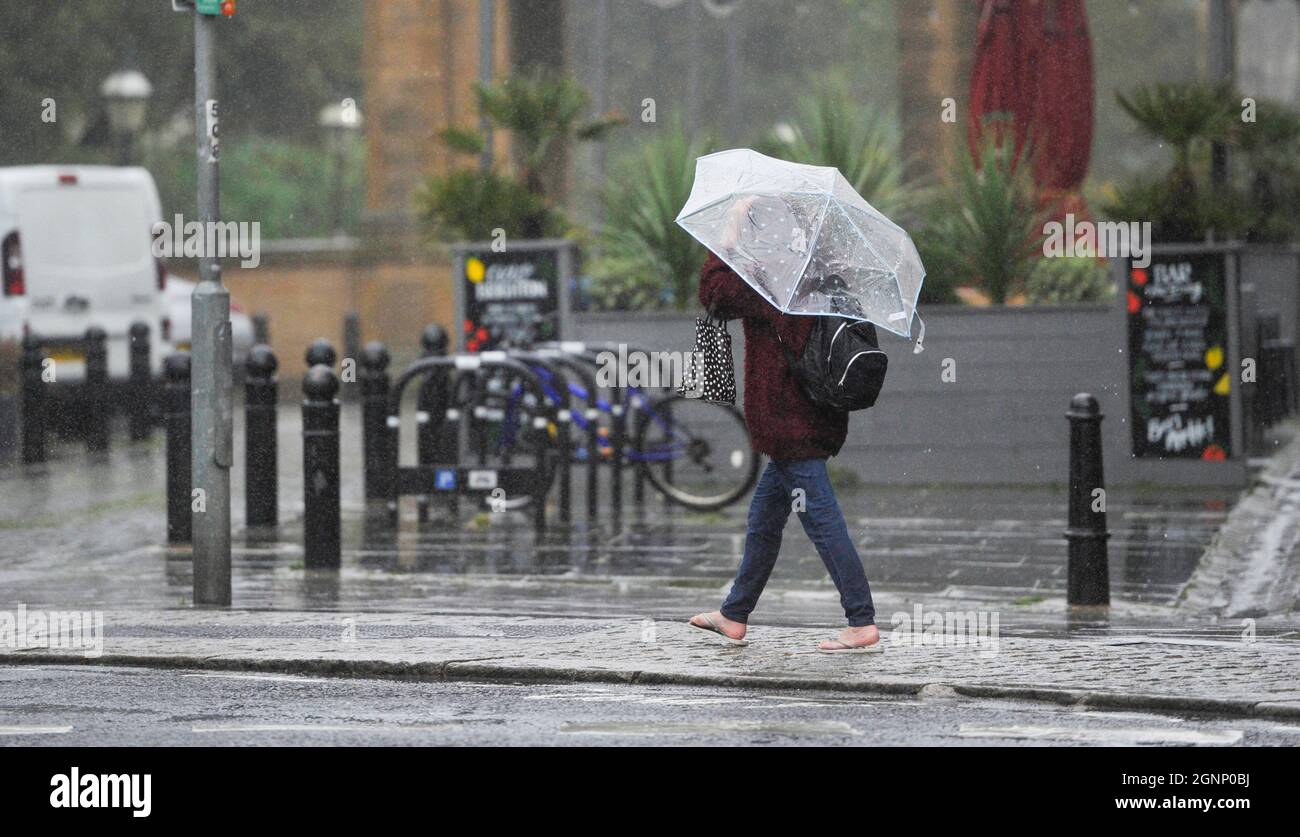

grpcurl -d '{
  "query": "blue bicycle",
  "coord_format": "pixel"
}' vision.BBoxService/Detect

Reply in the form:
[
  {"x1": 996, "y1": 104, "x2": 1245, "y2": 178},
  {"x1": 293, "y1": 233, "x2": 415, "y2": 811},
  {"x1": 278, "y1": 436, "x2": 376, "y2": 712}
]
[{"x1": 473, "y1": 356, "x2": 760, "y2": 512}]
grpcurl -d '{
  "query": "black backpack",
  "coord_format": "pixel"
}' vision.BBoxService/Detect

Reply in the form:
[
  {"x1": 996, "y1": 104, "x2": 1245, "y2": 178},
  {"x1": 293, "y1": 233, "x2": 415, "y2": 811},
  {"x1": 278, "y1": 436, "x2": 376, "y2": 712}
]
[{"x1": 773, "y1": 316, "x2": 888, "y2": 412}]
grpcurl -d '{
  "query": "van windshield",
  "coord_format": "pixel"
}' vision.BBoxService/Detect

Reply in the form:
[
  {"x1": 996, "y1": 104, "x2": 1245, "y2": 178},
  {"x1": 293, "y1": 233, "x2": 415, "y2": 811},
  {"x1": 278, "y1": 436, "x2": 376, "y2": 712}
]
[{"x1": 19, "y1": 186, "x2": 153, "y2": 270}]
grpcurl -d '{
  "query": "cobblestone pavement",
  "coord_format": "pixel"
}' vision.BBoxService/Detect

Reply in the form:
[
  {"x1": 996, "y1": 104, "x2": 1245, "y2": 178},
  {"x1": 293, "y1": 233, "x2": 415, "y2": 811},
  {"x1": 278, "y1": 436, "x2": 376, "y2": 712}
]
[
  {"x1": 1183, "y1": 425, "x2": 1300, "y2": 618},
  {"x1": 4, "y1": 609, "x2": 1299, "y2": 719},
  {"x1": 4, "y1": 665, "x2": 1292, "y2": 746}
]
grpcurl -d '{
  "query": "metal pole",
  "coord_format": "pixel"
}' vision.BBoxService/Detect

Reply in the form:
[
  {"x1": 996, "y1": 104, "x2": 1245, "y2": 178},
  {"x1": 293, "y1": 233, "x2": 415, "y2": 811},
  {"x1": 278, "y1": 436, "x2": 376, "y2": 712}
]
[
  {"x1": 591, "y1": 0, "x2": 610, "y2": 195},
  {"x1": 192, "y1": 11, "x2": 232, "y2": 605},
  {"x1": 1207, "y1": 0, "x2": 1234, "y2": 195},
  {"x1": 478, "y1": 0, "x2": 496, "y2": 171}
]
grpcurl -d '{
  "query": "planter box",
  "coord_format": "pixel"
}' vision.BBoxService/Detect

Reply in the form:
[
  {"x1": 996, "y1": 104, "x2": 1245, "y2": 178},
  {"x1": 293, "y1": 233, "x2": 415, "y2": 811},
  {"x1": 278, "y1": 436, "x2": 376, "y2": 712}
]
[{"x1": 574, "y1": 283, "x2": 1253, "y2": 487}]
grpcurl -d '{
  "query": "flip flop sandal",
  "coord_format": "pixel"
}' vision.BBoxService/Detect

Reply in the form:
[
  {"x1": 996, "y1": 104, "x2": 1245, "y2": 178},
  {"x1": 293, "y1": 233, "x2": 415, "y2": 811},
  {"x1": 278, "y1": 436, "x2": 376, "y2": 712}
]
[
  {"x1": 689, "y1": 614, "x2": 749, "y2": 646},
  {"x1": 817, "y1": 638, "x2": 884, "y2": 654}
]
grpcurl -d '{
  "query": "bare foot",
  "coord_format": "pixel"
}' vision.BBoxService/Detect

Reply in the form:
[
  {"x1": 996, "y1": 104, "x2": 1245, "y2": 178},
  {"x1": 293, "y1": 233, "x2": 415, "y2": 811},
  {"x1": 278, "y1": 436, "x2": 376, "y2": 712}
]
[
  {"x1": 689, "y1": 610, "x2": 747, "y2": 641},
  {"x1": 818, "y1": 624, "x2": 880, "y2": 651}
]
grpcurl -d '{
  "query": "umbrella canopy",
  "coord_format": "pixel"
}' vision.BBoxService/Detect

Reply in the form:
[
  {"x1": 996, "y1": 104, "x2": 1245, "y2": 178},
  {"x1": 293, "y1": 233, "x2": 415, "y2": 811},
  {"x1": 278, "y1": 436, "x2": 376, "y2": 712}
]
[{"x1": 675, "y1": 148, "x2": 925, "y2": 339}]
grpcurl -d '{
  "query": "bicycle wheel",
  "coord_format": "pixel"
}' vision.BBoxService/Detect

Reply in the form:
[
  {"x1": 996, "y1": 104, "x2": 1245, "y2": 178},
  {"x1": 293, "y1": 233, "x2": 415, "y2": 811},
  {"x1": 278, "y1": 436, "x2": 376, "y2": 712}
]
[{"x1": 633, "y1": 394, "x2": 761, "y2": 511}]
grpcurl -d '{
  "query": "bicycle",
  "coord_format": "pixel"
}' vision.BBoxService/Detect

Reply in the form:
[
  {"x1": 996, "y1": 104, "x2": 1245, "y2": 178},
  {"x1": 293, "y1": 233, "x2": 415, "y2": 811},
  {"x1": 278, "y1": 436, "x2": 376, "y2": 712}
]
[{"x1": 477, "y1": 345, "x2": 761, "y2": 512}]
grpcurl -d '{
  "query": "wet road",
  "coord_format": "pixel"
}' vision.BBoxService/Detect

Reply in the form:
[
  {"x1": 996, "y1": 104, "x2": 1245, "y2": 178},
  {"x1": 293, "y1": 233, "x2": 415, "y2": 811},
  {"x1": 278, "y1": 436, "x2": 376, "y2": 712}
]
[{"x1": 1, "y1": 665, "x2": 1294, "y2": 747}]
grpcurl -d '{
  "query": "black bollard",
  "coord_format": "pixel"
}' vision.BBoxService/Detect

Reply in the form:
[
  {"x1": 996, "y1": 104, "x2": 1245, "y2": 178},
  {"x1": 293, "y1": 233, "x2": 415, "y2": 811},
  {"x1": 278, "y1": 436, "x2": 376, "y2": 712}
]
[
  {"x1": 164, "y1": 353, "x2": 192, "y2": 545},
  {"x1": 1065, "y1": 393, "x2": 1110, "y2": 606},
  {"x1": 244, "y1": 345, "x2": 279, "y2": 528},
  {"x1": 128, "y1": 321, "x2": 152, "y2": 441},
  {"x1": 83, "y1": 326, "x2": 109, "y2": 452},
  {"x1": 20, "y1": 335, "x2": 47, "y2": 464},
  {"x1": 342, "y1": 313, "x2": 362, "y2": 403},
  {"x1": 359, "y1": 341, "x2": 392, "y2": 501},
  {"x1": 302, "y1": 365, "x2": 341, "y2": 569},
  {"x1": 305, "y1": 337, "x2": 337, "y2": 370}
]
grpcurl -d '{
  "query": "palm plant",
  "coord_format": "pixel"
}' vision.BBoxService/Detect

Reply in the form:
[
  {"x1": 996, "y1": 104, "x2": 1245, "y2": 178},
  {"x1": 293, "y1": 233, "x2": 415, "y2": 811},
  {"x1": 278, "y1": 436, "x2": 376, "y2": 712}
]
[
  {"x1": 588, "y1": 125, "x2": 715, "y2": 311},
  {"x1": 758, "y1": 82, "x2": 907, "y2": 214},
  {"x1": 1115, "y1": 82, "x2": 1235, "y2": 185},
  {"x1": 421, "y1": 73, "x2": 624, "y2": 240},
  {"x1": 913, "y1": 141, "x2": 1046, "y2": 304},
  {"x1": 1107, "y1": 82, "x2": 1239, "y2": 241},
  {"x1": 1231, "y1": 98, "x2": 1300, "y2": 242}
]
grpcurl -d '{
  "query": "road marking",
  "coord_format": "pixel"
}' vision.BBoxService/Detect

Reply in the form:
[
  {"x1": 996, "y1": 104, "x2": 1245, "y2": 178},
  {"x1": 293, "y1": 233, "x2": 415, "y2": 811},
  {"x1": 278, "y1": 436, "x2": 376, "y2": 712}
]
[
  {"x1": 562, "y1": 720, "x2": 858, "y2": 736},
  {"x1": 180, "y1": 673, "x2": 326, "y2": 684},
  {"x1": 0, "y1": 725, "x2": 73, "y2": 736},
  {"x1": 525, "y1": 692, "x2": 762, "y2": 707},
  {"x1": 1096, "y1": 636, "x2": 1269, "y2": 649},
  {"x1": 191, "y1": 723, "x2": 459, "y2": 734},
  {"x1": 958, "y1": 724, "x2": 1242, "y2": 746}
]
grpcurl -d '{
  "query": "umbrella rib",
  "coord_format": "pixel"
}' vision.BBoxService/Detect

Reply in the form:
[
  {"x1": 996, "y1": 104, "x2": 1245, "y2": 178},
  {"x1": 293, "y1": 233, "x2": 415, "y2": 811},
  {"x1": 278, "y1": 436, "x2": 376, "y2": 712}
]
[
  {"x1": 789, "y1": 193, "x2": 833, "y2": 310},
  {"x1": 841, "y1": 204, "x2": 912, "y2": 332}
]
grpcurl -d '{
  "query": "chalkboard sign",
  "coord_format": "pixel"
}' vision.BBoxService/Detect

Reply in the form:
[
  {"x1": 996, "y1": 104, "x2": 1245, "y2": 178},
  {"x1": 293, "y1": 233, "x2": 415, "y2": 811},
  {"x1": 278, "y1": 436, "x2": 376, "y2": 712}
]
[
  {"x1": 1127, "y1": 253, "x2": 1232, "y2": 460},
  {"x1": 453, "y1": 240, "x2": 573, "y2": 352}
]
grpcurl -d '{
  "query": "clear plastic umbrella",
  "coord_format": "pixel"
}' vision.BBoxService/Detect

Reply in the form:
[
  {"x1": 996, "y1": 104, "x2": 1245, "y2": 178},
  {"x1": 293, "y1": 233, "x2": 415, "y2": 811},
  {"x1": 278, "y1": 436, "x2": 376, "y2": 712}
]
[{"x1": 676, "y1": 148, "x2": 926, "y2": 347}]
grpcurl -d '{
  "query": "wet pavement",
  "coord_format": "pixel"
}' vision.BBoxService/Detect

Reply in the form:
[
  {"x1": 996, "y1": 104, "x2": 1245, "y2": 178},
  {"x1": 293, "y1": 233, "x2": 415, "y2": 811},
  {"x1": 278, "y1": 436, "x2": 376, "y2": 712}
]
[
  {"x1": 0, "y1": 405, "x2": 1241, "y2": 630},
  {"x1": 2, "y1": 408, "x2": 1298, "y2": 729}
]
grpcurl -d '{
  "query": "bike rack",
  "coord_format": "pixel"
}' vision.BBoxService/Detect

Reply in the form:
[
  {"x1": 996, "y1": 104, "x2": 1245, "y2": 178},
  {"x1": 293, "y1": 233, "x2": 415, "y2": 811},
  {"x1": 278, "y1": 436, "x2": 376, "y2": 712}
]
[
  {"x1": 496, "y1": 351, "x2": 574, "y2": 522},
  {"x1": 526, "y1": 348, "x2": 604, "y2": 523},
  {"x1": 386, "y1": 353, "x2": 559, "y2": 531},
  {"x1": 537, "y1": 340, "x2": 659, "y2": 528}
]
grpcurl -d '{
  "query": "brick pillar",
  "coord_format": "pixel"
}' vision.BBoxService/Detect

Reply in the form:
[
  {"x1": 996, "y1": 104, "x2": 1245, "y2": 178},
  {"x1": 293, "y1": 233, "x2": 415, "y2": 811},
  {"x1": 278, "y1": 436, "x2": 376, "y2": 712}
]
[
  {"x1": 361, "y1": 0, "x2": 512, "y2": 236},
  {"x1": 896, "y1": 0, "x2": 978, "y2": 184}
]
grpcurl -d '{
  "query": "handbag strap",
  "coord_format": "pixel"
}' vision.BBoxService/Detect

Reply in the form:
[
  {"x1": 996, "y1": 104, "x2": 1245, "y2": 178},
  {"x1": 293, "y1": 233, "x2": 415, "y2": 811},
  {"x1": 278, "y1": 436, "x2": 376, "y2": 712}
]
[{"x1": 703, "y1": 302, "x2": 726, "y2": 328}]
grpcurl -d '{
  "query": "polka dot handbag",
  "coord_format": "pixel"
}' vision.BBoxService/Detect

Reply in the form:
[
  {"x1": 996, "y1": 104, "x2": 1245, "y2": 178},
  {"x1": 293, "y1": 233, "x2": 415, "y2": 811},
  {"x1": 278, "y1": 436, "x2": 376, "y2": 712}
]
[{"x1": 679, "y1": 309, "x2": 737, "y2": 404}]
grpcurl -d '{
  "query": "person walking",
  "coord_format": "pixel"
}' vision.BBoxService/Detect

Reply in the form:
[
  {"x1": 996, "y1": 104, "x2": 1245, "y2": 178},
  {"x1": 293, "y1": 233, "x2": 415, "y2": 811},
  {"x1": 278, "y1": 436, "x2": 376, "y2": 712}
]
[{"x1": 688, "y1": 252, "x2": 881, "y2": 653}]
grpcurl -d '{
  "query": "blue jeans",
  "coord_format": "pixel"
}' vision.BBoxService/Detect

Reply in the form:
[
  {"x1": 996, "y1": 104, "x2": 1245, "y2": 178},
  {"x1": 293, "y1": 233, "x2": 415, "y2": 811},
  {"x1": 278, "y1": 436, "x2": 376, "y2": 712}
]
[{"x1": 720, "y1": 458, "x2": 876, "y2": 627}]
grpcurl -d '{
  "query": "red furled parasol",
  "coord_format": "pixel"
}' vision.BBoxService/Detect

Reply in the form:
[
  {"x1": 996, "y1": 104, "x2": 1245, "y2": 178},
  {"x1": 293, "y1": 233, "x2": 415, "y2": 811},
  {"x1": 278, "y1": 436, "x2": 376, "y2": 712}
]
[{"x1": 967, "y1": 0, "x2": 1095, "y2": 212}]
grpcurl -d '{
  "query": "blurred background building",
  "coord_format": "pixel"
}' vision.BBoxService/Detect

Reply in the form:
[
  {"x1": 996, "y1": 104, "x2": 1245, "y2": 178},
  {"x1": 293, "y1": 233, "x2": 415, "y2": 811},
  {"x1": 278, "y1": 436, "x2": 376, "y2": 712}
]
[{"x1": 0, "y1": 0, "x2": 1296, "y2": 362}]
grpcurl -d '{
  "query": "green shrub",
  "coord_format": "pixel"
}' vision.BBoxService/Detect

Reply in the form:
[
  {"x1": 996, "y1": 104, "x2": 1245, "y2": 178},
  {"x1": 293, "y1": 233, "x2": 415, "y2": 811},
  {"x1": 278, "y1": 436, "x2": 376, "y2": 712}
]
[
  {"x1": 1107, "y1": 82, "x2": 1300, "y2": 243},
  {"x1": 912, "y1": 141, "x2": 1046, "y2": 304},
  {"x1": 588, "y1": 125, "x2": 715, "y2": 311},
  {"x1": 420, "y1": 73, "x2": 623, "y2": 241},
  {"x1": 1025, "y1": 257, "x2": 1115, "y2": 304},
  {"x1": 415, "y1": 168, "x2": 564, "y2": 243}
]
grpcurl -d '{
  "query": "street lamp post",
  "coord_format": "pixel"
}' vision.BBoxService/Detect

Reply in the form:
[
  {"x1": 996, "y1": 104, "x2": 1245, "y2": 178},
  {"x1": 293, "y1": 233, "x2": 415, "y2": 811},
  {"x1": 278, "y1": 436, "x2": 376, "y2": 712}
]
[
  {"x1": 318, "y1": 101, "x2": 363, "y2": 236},
  {"x1": 101, "y1": 69, "x2": 153, "y2": 166},
  {"x1": 191, "y1": 10, "x2": 233, "y2": 606}
]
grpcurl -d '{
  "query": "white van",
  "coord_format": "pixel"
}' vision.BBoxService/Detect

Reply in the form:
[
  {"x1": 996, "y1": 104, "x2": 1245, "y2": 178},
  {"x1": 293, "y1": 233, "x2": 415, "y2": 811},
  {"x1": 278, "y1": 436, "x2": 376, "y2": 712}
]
[{"x1": 0, "y1": 165, "x2": 169, "y2": 386}]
